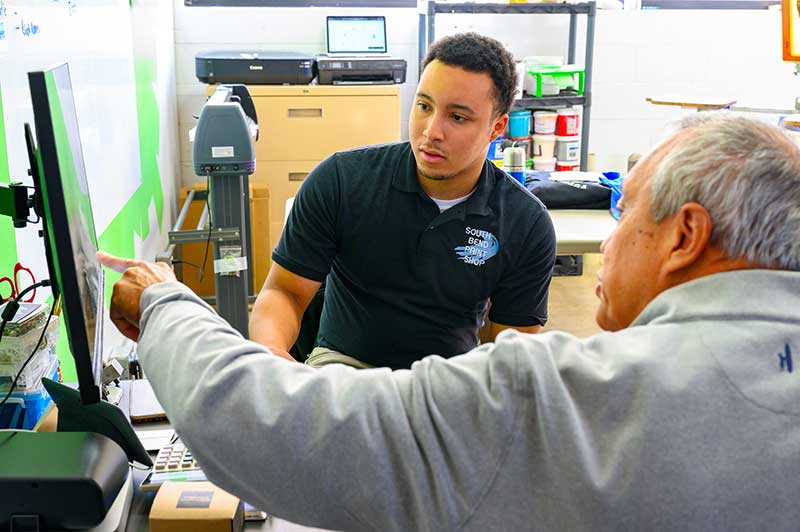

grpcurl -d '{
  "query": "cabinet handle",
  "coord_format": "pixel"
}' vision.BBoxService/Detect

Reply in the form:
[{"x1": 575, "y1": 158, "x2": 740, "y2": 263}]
[
  {"x1": 288, "y1": 108, "x2": 323, "y2": 118},
  {"x1": 288, "y1": 172, "x2": 308, "y2": 182}
]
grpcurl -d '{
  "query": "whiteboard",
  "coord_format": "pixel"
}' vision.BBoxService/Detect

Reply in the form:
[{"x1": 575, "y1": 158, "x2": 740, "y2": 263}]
[{"x1": 0, "y1": 0, "x2": 141, "y2": 266}]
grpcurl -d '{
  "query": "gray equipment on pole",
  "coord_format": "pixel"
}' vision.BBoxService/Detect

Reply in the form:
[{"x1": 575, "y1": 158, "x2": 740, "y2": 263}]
[{"x1": 163, "y1": 84, "x2": 258, "y2": 338}]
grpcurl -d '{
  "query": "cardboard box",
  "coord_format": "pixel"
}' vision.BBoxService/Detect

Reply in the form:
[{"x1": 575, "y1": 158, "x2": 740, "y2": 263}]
[{"x1": 150, "y1": 481, "x2": 244, "y2": 532}]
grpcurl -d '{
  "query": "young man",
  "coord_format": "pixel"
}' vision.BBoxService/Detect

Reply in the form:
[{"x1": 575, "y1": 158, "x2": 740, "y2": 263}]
[
  {"x1": 100, "y1": 114, "x2": 800, "y2": 531},
  {"x1": 249, "y1": 33, "x2": 556, "y2": 368}
]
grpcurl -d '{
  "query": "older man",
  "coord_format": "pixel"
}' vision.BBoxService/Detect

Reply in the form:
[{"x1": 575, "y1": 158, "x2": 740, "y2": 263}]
[{"x1": 99, "y1": 114, "x2": 800, "y2": 531}]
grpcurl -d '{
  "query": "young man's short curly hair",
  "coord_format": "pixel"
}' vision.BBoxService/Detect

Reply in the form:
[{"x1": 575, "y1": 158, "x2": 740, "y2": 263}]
[{"x1": 422, "y1": 32, "x2": 517, "y2": 117}]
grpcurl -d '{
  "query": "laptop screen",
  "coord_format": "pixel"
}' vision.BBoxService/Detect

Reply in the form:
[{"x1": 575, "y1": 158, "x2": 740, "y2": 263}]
[{"x1": 327, "y1": 16, "x2": 387, "y2": 54}]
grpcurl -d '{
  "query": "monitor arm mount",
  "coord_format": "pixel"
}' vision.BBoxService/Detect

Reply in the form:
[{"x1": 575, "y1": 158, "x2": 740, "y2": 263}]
[
  {"x1": 0, "y1": 181, "x2": 36, "y2": 228},
  {"x1": 0, "y1": 126, "x2": 40, "y2": 230}
]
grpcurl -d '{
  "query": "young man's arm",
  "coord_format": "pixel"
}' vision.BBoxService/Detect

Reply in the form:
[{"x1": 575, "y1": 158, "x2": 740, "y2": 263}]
[
  {"x1": 488, "y1": 209, "x2": 557, "y2": 341},
  {"x1": 490, "y1": 322, "x2": 542, "y2": 340},
  {"x1": 249, "y1": 263, "x2": 321, "y2": 360},
  {"x1": 251, "y1": 153, "x2": 342, "y2": 358}
]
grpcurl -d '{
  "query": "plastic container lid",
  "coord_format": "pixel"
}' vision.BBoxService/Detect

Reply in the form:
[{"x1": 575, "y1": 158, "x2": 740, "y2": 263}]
[
  {"x1": 533, "y1": 157, "x2": 557, "y2": 163},
  {"x1": 556, "y1": 134, "x2": 582, "y2": 141},
  {"x1": 510, "y1": 109, "x2": 532, "y2": 116},
  {"x1": 557, "y1": 108, "x2": 580, "y2": 115}
]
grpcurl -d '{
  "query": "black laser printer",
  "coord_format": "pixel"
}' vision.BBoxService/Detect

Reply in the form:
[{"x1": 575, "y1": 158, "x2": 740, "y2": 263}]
[{"x1": 195, "y1": 51, "x2": 317, "y2": 85}]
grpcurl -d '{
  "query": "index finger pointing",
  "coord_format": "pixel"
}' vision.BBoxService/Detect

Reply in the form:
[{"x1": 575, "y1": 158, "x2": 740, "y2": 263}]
[{"x1": 96, "y1": 251, "x2": 138, "y2": 273}]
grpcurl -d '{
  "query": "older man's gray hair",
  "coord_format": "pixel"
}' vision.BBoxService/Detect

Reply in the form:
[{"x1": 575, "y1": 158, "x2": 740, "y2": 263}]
[{"x1": 649, "y1": 114, "x2": 800, "y2": 270}]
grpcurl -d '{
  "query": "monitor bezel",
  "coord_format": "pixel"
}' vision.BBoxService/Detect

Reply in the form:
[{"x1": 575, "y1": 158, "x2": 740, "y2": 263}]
[
  {"x1": 326, "y1": 15, "x2": 387, "y2": 55},
  {"x1": 27, "y1": 64, "x2": 102, "y2": 405}
]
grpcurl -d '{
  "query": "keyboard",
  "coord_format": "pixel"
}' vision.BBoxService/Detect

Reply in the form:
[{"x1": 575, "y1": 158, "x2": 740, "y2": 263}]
[
  {"x1": 155, "y1": 441, "x2": 198, "y2": 472},
  {"x1": 141, "y1": 438, "x2": 207, "y2": 492}
]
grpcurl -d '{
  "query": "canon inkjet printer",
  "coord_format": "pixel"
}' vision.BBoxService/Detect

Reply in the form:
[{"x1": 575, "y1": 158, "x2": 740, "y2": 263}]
[{"x1": 195, "y1": 51, "x2": 317, "y2": 85}]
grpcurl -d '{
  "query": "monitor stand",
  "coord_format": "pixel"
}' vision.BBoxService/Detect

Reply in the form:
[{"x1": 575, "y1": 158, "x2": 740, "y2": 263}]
[{"x1": 42, "y1": 378, "x2": 152, "y2": 466}]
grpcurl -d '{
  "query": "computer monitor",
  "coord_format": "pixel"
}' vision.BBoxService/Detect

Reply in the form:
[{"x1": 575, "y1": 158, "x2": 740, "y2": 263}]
[
  {"x1": 326, "y1": 16, "x2": 387, "y2": 55},
  {"x1": 26, "y1": 63, "x2": 104, "y2": 405}
]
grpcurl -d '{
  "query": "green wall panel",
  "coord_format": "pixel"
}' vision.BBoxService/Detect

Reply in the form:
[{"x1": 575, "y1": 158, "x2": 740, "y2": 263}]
[{"x1": 0, "y1": 85, "x2": 19, "y2": 280}]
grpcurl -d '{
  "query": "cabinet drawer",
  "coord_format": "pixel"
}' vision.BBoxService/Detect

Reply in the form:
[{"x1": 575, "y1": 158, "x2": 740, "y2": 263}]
[
  {"x1": 251, "y1": 160, "x2": 318, "y2": 248},
  {"x1": 253, "y1": 95, "x2": 401, "y2": 161}
]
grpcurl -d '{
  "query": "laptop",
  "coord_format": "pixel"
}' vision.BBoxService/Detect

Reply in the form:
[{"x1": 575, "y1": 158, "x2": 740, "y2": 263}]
[{"x1": 326, "y1": 16, "x2": 388, "y2": 57}]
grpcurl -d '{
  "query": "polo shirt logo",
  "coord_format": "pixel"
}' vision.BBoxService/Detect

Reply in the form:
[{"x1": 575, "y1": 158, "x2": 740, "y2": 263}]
[{"x1": 455, "y1": 227, "x2": 499, "y2": 266}]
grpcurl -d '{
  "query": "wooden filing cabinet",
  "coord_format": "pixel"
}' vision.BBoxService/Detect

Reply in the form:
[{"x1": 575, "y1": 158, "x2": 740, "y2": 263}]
[{"x1": 244, "y1": 84, "x2": 402, "y2": 262}]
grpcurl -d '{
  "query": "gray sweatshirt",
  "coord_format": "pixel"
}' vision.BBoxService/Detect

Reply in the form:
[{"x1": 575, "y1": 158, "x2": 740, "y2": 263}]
[{"x1": 138, "y1": 269, "x2": 800, "y2": 532}]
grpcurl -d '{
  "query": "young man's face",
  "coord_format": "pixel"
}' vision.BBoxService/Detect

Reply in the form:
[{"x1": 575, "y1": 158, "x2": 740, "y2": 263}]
[
  {"x1": 409, "y1": 60, "x2": 507, "y2": 188},
  {"x1": 595, "y1": 137, "x2": 681, "y2": 331}
]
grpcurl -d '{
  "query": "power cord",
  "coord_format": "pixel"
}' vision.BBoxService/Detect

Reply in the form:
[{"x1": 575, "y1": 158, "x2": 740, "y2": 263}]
[
  {"x1": 0, "y1": 284, "x2": 56, "y2": 410},
  {"x1": 199, "y1": 171, "x2": 213, "y2": 283},
  {"x1": 171, "y1": 260, "x2": 202, "y2": 283},
  {"x1": 0, "y1": 279, "x2": 51, "y2": 344},
  {"x1": 172, "y1": 260, "x2": 202, "y2": 271}
]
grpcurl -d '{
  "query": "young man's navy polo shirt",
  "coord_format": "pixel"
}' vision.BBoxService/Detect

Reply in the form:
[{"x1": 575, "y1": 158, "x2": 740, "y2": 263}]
[{"x1": 273, "y1": 142, "x2": 556, "y2": 369}]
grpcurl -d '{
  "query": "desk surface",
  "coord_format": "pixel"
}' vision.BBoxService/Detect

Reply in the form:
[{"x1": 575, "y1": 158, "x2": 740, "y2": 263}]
[
  {"x1": 548, "y1": 209, "x2": 616, "y2": 254},
  {"x1": 284, "y1": 197, "x2": 616, "y2": 255}
]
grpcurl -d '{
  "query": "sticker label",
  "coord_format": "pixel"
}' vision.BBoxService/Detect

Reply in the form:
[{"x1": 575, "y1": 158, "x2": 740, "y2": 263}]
[
  {"x1": 212, "y1": 146, "x2": 234, "y2": 158},
  {"x1": 214, "y1": 256, "x2": 248, "y2": 274},
  {"x1": 177, "y1": 490, "x2": 214, "y2": 509}
]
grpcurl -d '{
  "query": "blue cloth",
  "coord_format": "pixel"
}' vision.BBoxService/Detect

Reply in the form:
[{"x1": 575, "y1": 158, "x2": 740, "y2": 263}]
[{"x1": 599, "y1": 172, "x2": 623, "y2": 220}]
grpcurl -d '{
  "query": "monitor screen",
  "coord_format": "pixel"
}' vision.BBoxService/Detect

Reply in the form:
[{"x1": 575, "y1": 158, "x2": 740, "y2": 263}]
[
  {"x1": 27, "y1": 63, "x2": 104, "y2": 405},
  {"x1": 327, "y1": 16, "x2": 387, "y2": 54}
]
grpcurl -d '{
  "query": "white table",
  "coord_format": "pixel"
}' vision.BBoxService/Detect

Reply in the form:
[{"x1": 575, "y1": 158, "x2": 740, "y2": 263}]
[
  {"x1": 285, "y1": 197, "x2": 616, "y2": 254},
  {"x1": 548, "y1": 209, "x2": 617, "y2": 254}
]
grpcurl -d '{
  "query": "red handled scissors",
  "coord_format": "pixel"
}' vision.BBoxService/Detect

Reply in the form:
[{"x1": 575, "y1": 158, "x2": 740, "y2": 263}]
[{"x1": 0, "y1": 262, "x2": 36, "y2": 304}]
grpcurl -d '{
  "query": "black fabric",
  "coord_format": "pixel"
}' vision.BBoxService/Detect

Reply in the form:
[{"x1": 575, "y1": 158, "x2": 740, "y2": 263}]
[
  {"x1": 274, "y1": 142, "x2": 556, "y2": 369},
  {"x1": 525, "y1": 172, "x2": 611, "y2": 210}
]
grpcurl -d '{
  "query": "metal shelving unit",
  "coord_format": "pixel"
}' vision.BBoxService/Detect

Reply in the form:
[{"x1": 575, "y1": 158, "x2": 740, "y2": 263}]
[{"x1": 420, "y1": 1, "x2": 597, "y2": 170}]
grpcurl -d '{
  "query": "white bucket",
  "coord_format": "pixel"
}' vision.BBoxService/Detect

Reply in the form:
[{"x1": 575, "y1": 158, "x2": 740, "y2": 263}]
[
  {"x1": 531, "y1": 134, "x2": 556, "y2": 159},
  {"x1": 533, "y1": 111, "x2": 557, "y2": 134},
  {"x1": 514, "y1": 61, "x2": 526, "y2": 100},
  {"x1": 532, "y1": 156, "x2": 557, "y2": 171},
  {"x1": 555, "y1": 135, "x2": 581, "y2": 162}
]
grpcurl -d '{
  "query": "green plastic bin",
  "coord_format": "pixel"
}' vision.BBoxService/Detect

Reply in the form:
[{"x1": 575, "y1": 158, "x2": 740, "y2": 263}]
[{"x1": 527, "y1": 64, "x2": 585, "y2": 98}]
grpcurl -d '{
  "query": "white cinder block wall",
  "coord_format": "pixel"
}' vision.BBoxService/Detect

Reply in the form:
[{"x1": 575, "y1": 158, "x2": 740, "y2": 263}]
[{"x1": 173, "y1": 1, "x2": 796, "y2": 185}]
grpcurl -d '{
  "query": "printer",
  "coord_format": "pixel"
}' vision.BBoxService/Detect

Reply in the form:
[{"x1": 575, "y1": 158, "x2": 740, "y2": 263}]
[
  {"x1": 317, "y1": 56, "x2": 407, "y2": 85},
  {"x1": 195, "y1": 51, "x2": 317, "y2": 85}
]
